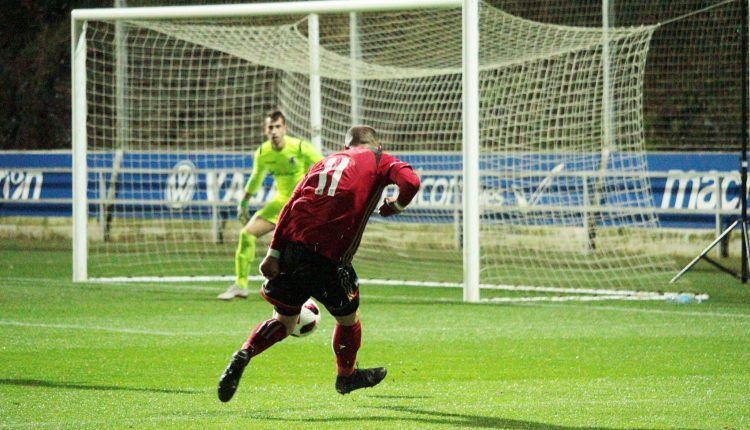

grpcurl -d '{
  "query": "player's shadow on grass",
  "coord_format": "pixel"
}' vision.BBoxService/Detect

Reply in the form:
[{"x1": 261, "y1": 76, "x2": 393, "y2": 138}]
[
  {"x1": 369, "y1": 394, "x2": 432, "y2": 400},
  {"x1": 368, "y1": 406, "x2": 700, "y2": 430},
  {"x1": 263, "y1": 405, "x2": 698, "y2": 430},
  {"x1": 0, "y1": 378, "x2": 199, "y2": 394}
]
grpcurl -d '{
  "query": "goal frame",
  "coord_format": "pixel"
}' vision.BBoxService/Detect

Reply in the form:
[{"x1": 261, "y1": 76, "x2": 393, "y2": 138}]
[{"x1": 70, "y1": 0, "x2": 483, "y2": 301}]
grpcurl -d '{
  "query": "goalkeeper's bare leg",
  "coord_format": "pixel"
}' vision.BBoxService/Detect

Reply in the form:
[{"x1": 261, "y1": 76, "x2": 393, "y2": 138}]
[
  {"x1": 332, "y1": 310, "x2": 387, "y2": 395},
  {"x1": 218, "y1": 216, "x2": 275, "y2": 301}
]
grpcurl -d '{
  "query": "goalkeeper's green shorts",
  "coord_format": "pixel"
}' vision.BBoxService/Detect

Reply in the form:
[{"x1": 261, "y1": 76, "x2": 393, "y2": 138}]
[{"x1": 254, "y1": 197, "x2": 286, "y2": 225}]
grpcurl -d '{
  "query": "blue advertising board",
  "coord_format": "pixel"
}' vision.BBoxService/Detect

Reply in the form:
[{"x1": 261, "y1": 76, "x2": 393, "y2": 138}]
[{"x1": 0, "y1": 150, "x2": 741, "y2": 229}]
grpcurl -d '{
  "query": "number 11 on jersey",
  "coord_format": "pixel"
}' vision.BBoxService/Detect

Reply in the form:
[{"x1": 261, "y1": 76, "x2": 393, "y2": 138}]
[{"x1": 315, "y1": 156, "x2": 350, "y2": 196}]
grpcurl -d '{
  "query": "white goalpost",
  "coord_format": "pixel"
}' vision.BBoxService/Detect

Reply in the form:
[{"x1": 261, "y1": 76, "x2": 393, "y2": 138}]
[{"x1": 71, "y1": 0, "x2": 679, "y2": 302}]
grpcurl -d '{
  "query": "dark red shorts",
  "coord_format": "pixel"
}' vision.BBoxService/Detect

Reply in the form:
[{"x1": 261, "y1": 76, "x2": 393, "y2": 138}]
[{"x1": 260, "y1": 242, "x2": 360, "y2": 317}]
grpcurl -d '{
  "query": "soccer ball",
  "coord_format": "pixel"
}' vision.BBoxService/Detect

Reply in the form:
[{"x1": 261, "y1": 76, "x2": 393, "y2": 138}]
[{"x1": 291, "y1": 299, "x2": 321, "y2": 338}]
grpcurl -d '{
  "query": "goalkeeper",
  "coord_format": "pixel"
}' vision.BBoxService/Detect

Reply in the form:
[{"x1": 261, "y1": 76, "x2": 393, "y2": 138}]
[{"x1": 218, "y1": 110, "x2": 323, "y2": 300}]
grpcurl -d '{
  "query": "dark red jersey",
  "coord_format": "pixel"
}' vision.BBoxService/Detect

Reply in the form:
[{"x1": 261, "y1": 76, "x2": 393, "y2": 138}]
[{"x1": 269, "y1": 145, "x2": 420, "y2": 265}]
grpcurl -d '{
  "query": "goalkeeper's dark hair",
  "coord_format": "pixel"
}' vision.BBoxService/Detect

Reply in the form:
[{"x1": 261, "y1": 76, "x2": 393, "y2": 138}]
[
  {"x1": 345, "y1": 125, "x2": 379, "y2": 149},
  {"x1": 265, "y1": 109, "x2": 286, "y2": 125}
]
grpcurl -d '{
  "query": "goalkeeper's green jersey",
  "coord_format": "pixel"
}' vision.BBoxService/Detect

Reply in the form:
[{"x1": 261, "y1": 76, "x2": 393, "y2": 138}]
[{"x1": 244, "y1": 136, "x2": 323, "y2": 201}]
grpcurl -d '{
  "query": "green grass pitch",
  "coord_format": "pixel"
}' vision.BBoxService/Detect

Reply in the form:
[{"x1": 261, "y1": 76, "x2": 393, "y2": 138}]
[{"x1": 1, "y1": 242, "x2": 749, "y2": 429}]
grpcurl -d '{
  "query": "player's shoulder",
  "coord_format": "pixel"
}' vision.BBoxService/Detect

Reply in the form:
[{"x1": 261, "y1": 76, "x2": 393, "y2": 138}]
[
  {"x1": 383, "y1": 150, "x2": 410, "y2": 163},
  {"x1": 378, "y1": 150, "x2": 398, "y2": 161},
  {"x1": 276, "y1": 136, "x2": 299, "y2": 153},
  {"x1": 290, "y1": 136, "x2": 317, "y2": 153},
  {"x1": 257, "y1": 140, "x2": 273, "y2": 156},
  {"x1": 372, "y1": 148, "x2": 401, "y2": 165},
  {"x1": 377, "y1": 151, "x2": 412, "y2": 175}
]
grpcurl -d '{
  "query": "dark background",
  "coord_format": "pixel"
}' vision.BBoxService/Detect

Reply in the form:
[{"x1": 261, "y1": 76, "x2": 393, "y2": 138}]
[{"x1": 0, "y1": 0, "x2": 742, "y2": 151}]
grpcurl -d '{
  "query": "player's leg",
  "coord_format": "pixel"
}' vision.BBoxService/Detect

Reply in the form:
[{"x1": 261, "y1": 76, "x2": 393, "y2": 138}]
[
  {"x1": 217, "y1": 310, "x2": 297, "y2": 403},
  {"x1": 234, "y1": 216, "x2": 275, "y2": 288},
  {"x1": 316, "y1": 265, "x2": 387, "y2": 394},
  {"x1": 241, "y1": 309, "x2": 298, "y2": 354},
  {"x1": 331, "y1": 309, "x2": 386, "y2": 395},
  {"x1": 218, "y1": 210, "x2": 276, "y2": 300},
  {"x1": 218, "y1": 250, "x2": 309, "y2": 402},
  {"x1": 332, "y1": 310, "x2": 361, "y2": 377},
  {"x1": 241, "y1": 243, "x2": 313, "y2": 355}
]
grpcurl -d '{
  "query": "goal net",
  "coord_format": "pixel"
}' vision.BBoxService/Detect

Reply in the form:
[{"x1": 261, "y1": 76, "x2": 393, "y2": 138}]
[{"x1": 74, "y1": 1, "x2": 676, "y2": 298}]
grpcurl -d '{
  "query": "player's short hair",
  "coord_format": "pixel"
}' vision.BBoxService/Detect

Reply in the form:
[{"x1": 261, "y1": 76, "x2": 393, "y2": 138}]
[
  {"x1": 265, "y1": 110, "x2": 286, "y2": 125},
  {"x1": 345, "y1": 125, "x2": 379, "y2": 148}
]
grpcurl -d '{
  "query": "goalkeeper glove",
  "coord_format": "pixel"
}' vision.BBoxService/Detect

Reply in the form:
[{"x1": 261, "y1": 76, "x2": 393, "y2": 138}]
[{"x1": 237, "y1": 199, "x2": 250, "y2": 225}]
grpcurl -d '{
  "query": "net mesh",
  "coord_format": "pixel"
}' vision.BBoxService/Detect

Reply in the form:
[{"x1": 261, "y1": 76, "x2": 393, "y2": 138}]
[
  {"x1": 82, "y1": 2, "x2": 676, "y2": 291},
  {"x1": 121, "y1": 0, "x2": 745, "y2": 153}
]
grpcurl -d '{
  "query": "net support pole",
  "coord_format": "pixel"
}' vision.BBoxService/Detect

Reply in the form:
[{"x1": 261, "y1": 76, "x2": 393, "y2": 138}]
[
  {"x1": 308, "y1": 13, "x2": 322, "y2": 152},
  {"x1": 102, "y1": 0, "x2": 128, "y2": 242},
  {"x1": 462, "y1": 0, "x2": 480, "y2": 302},
  {"x1": 72, "y1": 18, "x2": 88, "y2": 282},
  {"x1": 206, "y1": 173, "x2": 223, "y2": 243},
  {"x1": 349, "y1": 12, "x2": 361, "y2": 125},
  {"x1": 588, "y1": 0, "x2": 615, "y2": 252},
  {"x1": 742, "y1": 0, "x2": 749, "y2": 282}
]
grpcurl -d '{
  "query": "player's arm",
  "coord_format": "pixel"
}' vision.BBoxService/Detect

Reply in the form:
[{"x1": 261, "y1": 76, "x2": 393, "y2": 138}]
[
  {"x1": 378, "y1": 155, "x2": 421, "y2": 217},
  {"x1": 259, "y1": 248, "x2": 281, "y2": 280},
  {"x1": 260, "y1": 177, "x2": 305, "y2": 279},
  {"x1": 238, "y1": 147, "x2": 268, "y2": 224},
  {"x1": 300, "y1": 140, "x2": 324, "y2": 169}
]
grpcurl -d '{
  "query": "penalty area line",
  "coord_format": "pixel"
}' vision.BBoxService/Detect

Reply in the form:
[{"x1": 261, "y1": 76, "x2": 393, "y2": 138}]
[{"x1": 0, "y1": 320, "x2": 232, "y2": 337}]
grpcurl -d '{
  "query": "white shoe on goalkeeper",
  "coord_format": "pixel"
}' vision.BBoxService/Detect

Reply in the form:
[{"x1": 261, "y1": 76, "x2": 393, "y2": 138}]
[{"x1": 217, "y1": 284, "x2": 249, "y2": 301}]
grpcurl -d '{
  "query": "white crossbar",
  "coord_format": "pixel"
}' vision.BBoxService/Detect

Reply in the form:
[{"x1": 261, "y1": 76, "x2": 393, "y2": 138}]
[{"x1": 72, "y1": 0, "x2": 462, "y2": 21}]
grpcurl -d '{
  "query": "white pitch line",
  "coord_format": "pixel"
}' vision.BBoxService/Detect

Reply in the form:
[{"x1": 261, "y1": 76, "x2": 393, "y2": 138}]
[
  {"x1": 1, "y1": 277, "x2": 224, "y2": 293},
  {"x1": 0, "y1": 320, "x2": 235, "y2": 337},
  {"x1": 92, "y1": 283, "x2": 221, "y2": 293},
  {"x1": 83, "y1": 276, "x2": 695, "y2": 300},
  {"x1": 365, "y1": 294, "x2": 463, "y2": 303},
  {"x1": 364, "y1": 294, "x2": 750, "y2": 319},
  {"x1": 4, "y1": 278, "x2": 747, "y2": 320},
  {"x1": 0, "y1": 276, "x2": 701, "y2": 301},
  {"x1": 517, "y1": 302, "x2": 750, "y2": 319}
]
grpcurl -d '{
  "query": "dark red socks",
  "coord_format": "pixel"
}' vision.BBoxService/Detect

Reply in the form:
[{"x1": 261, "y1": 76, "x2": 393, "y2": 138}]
[
  {"x1": 242, "y1": 318, "x2": 289, "y2": 357},
  {"x1": 332, "y1": 320, "x2": 362, "y2": 377}
]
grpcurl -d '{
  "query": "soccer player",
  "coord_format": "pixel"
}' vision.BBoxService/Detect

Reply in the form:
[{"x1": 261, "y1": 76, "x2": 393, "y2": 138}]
[
  {"x1": 217, "y1": 110, "x2": 323, "y2": 300},
  {"x1": 217, "y1": 125, "x2": 421, "y2": 401}
]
